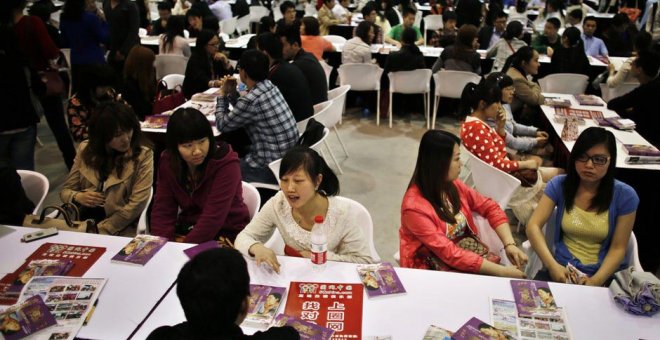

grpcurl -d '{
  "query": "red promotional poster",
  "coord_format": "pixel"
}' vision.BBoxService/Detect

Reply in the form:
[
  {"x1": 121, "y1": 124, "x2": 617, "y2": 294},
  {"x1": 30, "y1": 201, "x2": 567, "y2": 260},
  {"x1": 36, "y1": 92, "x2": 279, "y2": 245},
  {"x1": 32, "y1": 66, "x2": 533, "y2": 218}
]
[
  {"x1": 0, "y1": 243, "x2": 106, "y2": 305},
  {"x1": 283, "y1": 282, "x2": 364, "y2": 340}
]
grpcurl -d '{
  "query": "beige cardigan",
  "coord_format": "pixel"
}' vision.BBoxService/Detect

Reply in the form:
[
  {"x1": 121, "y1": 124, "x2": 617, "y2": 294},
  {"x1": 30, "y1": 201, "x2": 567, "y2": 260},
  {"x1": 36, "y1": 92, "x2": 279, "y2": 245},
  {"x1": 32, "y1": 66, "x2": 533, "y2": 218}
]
[
  {"x1": 235, "y1": 192, "x2": 373, "y2": 264},
  {"x1": 506, "y1": 67, "x2": 545, "y2": 115},
  {"x1": 60, "y1": 141, "x2": 153, "y2": 235},
  {"x1": 318, "y1": 4, "x2": 344, "y2": 36}
]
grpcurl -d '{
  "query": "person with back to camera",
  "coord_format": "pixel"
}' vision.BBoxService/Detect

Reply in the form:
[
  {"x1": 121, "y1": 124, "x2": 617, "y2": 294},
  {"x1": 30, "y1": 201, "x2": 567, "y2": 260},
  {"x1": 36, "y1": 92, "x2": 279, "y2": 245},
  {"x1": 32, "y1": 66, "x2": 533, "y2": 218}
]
[
  {"x1": 432, "y1": 24, "x2": 481, "y2": 74},
  {"x1": 150, "y1": 108, "x2": 250, "y2": 244},
  {"x1": 159, "y1": 15, "x2": 191, "y2": 57},
  {"x1": 550, "y1": 26, "x2": 590, "y2": 75},
  {"x1": 235, "y1": 146, "x2": 373, "y2": 273},
  {"x1": 486, "y1": 20, "x2": 527, "y2": 72},
  {"x1": 526, "y1": 127, "x2": 639, "y2": 286},
  {"x1": 60, "y1": 101, "x2": 153, "y2": 236},
  {"x1": 146, "y1": 248, "x2": 300, "y2": 339},
  {"x1": 300, "y1": 16, "x2": 336, "y2": 60},
  {"x1": 399, "y1": 130, "x2": 528, "y2": 277}
]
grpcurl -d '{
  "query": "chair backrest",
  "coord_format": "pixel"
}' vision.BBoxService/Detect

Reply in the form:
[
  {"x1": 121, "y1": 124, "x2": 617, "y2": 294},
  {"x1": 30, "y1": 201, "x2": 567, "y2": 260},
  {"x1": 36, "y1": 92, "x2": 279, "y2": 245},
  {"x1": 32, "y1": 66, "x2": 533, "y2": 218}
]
[
  {"x1": 388, "y1": 69, "x2": 432, "y2": 94},
  {"x1": 268, "y1": 159, "x2": 282, "y2": 184},
  {"x1": 628, "y1": 231, "x2": 644, "y2": 272},
  {"x1": 183, "y1": 29, "x2": 190, "y2": 38},
  {"x1": 161, "y1": 74, "x2": 185, "y2": 89},
  {"x1": 461, "y1": 144, "x2": 521, "y2": 209},
  {"x1": 538, "y1": 73, "x2": 589, "y2": 94},
  {"x1": 599, "y1": 82, "x2": 639, "y2": 102},
  {"x1": 393, "y1": 7, "x2": 403, "y2": 24},
  {"x1": 273, "y1": 6, "x2": 283, "y2": 21},
  {"x1": 249, "y1": 5, "x2": 270, "y2": 22},
  {"x1": 423, "y1": 14, "x2": 443, "y2": 30},
  {"x1": 433, "y1": 70, "x2": 482, "y2": 98},
  {"x1": 17, "y1": 170, "x2": 49, "y2": 214},
  {"x1": 155, "y1": 55, "x2": 189, "y2": 80},
  {"x1": 304, "y1": 3, "x2": 318, "y2": 16},
  {"x1": 413, "y1": 10, "x2": 423, "y2": 28},
  {"x1": 297, "y1": 100, "x2": 333, "y2": 133},
  {"x1": 241, "y1": 181, "x2": 261, "y2": 219},
  {"x1": 335, "y1": 196, "x2": 381, "y2": 262},
  {"x1": 323, "y1": 35, "x2": 347, "y2": 44},
  {"x1": 220, "y1": 16, "x2": 239, "y2": 36},
  {"x1": 319, "y1": 85, "x2": 351, "y2": 128},
  {"x1": 309, "y1": 127, "x2": 330, "y2": 153},
  {"x1": 337, "y1": 63, "x2": 382, "y2": 91},
  {"x1": 318, "y1": 59, "x2": 333, "y2": 87},
  {"x1": 137, "y1": 187, "x2": 154, "y2": 234},
  {"x1": 236, "y1": 14, "x2": 251, "y2": 34},
  {"x1": 138, "y1": 27, "x2": 148, "y2": 37}
]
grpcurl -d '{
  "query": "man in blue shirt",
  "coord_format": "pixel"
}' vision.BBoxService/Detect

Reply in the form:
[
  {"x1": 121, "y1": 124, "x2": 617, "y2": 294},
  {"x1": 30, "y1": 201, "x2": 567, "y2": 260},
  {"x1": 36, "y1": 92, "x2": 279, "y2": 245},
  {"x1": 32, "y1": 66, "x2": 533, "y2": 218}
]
[{"x1": 582, "y1": 16, "x2": 608, "y2": 57}]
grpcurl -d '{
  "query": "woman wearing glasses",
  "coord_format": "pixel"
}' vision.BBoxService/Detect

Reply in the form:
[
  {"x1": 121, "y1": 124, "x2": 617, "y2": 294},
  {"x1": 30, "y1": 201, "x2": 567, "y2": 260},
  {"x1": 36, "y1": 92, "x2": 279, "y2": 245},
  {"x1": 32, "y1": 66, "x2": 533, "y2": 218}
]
[
  {"x1": 526, "y1": 127, "x2": 639, "y2": 286},
  {"x1": 182, "y1": 29, "x2": 234, "y2": 99}
]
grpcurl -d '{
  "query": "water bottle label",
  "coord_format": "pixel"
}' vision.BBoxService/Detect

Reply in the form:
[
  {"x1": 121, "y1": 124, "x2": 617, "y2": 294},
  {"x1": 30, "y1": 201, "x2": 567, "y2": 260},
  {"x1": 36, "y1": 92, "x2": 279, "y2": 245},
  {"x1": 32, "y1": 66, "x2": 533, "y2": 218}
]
[{"x1": 311, "y1": 250, "x2": 326, "y2": 265}]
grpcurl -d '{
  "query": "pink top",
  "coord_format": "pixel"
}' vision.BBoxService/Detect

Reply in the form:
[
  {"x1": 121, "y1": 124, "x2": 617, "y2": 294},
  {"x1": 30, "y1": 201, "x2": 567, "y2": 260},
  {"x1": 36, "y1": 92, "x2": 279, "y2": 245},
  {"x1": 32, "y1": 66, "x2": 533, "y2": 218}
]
[
  {"x1": 301, "y1": 35, "x2": 334, "y2": 60},
  {"x1": 460, "y1": 116, "x2": 519, "y2": 172}
]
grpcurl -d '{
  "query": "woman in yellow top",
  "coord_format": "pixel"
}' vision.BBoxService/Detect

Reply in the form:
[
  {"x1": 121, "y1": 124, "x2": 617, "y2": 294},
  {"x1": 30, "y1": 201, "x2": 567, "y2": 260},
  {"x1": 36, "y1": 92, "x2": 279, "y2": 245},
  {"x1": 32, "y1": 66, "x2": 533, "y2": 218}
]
[{"x1": 526, "y1": 127, "x2": 639, "y2": 286}]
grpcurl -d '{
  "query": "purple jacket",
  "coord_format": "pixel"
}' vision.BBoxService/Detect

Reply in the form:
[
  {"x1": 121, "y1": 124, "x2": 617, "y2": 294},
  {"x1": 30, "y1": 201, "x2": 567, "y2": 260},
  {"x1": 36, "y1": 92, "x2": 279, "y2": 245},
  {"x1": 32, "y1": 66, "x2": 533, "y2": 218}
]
[{"x1": 151, "y1": 144, "x2": 250, "y2": 243}]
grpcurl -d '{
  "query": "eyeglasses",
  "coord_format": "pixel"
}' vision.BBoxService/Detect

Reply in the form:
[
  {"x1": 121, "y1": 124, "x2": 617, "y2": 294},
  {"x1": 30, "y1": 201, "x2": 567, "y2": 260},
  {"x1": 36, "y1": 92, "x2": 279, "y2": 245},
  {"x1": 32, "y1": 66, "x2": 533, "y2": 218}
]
[
  {"x1": 576, "y1": 154, "x2": 610, "y2": 166},
  {"x1": 207, "y1": 42, "x2": 220, "y2": 48}
]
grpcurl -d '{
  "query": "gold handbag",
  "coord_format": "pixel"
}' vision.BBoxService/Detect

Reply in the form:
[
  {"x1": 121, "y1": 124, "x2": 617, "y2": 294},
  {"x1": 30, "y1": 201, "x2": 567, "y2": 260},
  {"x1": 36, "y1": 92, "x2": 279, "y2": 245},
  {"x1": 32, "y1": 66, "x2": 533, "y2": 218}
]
[{"x1": 22, "y1": 203, "x2": 99, "y2": 234}]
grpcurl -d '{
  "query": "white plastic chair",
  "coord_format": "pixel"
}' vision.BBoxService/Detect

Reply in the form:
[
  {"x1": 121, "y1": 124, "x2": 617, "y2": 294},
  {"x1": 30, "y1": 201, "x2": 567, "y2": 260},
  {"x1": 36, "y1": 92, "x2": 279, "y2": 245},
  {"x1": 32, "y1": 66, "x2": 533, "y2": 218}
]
[
  {"x1": 138, "y1": 27, "x2": 148, "y2": 37},
  {"x1": 161, "y1": 74, "x2": 185, "y2": 89},
  {"x1": 324, "y1": 85, "x2": 351, "y2": 157},
  {"x1": 236, "y1": 15, "x2": 251, "y2": 35},
  {"x1": 461, "y1": 144, "x2": 521, "y2": 210},
  {"x1": 241, "y1": 181, "x2": 261, "y2": 219},
  {"x1": 220, "y1": 16, "x2": 239, "y2": 37},
  {"x1": 308, "y1": 98, "x2": 346, "y2": 174},
  {"x1": 323, "y1": 35, "x2": 347, "y2": 44},
  {"x1": 137, "y1": 187, "x2": 153, "y2": 235},
  {"x1": 273, "y1": 6, "x2": 283, "y2": 21},
  {"x1": 304, "y1": 3, "x2": 318, "y2": 16},
  {"x1": 599, "y1": 82, "x2": 639, "y2": 102},
  {"x1": 318, "y1": 59, "x2": 333, "y2": 88},
  {"x1": 183, "y1": 29, "x2": 190, "y2": 38},
  {"x1": 337, "y1": 63, "x2": 383, "y2": 124},
  {"x1": 432, "y1": 70, "x2": 481, "y2": 129},
  {"x1": 393, "y1": 7, "x2": 403, "y2": 24},
  {"x1": 413, "y1": 10, "x2": 422, "y2": 29},
  {"x1": 538, "y1": 73, "x2": 589, "y2": 95},
  {"x1": 155, "y1": 55, "x2": 189, "y2": 80},
  {"x1": 388, "y1": 69, "x2": 432, "y2": 129},
  {"x1": 297, "y1": 100, "x2": 332, "y2": 134},
  {"x1": 336, "y1": 196, "x2": 381, "y2": 262},
  {"x1": 17, "y1": 170, "x2": 49, "y2": 215},
  {"x1": 249, "y1": 6, "x2": 271, "y2": 23},
  {"x1": 422, "y1": 14, "x2": 443, "y2": 46}
]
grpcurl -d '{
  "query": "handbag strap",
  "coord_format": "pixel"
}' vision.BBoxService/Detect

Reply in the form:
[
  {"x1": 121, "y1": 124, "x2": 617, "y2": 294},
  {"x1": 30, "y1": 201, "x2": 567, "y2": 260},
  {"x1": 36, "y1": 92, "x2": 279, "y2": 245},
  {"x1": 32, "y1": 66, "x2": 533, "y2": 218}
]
[{"x1": 37, "y1": 206, "x2": 75, "y2": 227}]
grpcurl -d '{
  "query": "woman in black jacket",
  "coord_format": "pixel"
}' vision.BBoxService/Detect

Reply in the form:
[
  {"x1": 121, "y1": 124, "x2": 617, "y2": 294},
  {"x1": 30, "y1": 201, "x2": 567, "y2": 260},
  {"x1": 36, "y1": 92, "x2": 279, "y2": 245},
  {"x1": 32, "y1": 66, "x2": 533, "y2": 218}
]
[
  {"x1": 182, "y1": 30, "x2": 234, "y2": 99},
  {"x1": 550, "y1": 27, "x2": 589, "y2": 75}
]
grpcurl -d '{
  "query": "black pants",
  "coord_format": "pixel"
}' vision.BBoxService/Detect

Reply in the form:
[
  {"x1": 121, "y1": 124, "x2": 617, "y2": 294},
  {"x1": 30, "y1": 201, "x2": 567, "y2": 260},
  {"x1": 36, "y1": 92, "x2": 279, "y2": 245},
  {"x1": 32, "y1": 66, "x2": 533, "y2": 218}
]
[{"x1": 39, "y1": 95, "x2": 76, "y2": 169}]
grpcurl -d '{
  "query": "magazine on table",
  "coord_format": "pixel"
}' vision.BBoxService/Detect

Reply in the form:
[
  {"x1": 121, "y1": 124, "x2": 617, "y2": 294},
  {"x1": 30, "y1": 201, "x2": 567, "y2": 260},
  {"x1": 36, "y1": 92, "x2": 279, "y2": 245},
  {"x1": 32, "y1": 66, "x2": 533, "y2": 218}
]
[
  {"x1": 111, "y1": 235, "x2": 168, "y2": 266},
  {"x1": 142, "y1": 115, "x2": 170, "y2": 129},
  {"x1": 6, "y1": 259, "x2": 74, "y2": 295},
  {"x1": 356, "y1": 262, "x2": 406, "y2": 298},
  {"x1": 183, "y1": 240, "x2": 219, "y2": 259},
  {"x1": 0, "y1": 295, "x2": 57, "y2": 340},
  {"x1": 272, "y1": 314, "x2": 335, "y2": 340},
  {"x1": 573, "y1": 94, "x2": 604, "y2": 106},
  {"x1": 554, "y1": 107, "x2": 603, "y2": 120},
  {"x1": 510, "y1": 280, "x2": 561, "y2": 318},
  {"x1": 17, "y1": 276, "x2": 107, "y2": 340},
  {"x1": 490, "y1": 298, "x2": 572, "y2": 339},
  {"x1": 242, "y1": 284, "x2": 287, "y2": 329},
  {"x1": 453, "y1": 316, "x2": 516, "y2": 340},
  {"x1": 422, "y1": 325, "x2": 453, "y2": 339}
]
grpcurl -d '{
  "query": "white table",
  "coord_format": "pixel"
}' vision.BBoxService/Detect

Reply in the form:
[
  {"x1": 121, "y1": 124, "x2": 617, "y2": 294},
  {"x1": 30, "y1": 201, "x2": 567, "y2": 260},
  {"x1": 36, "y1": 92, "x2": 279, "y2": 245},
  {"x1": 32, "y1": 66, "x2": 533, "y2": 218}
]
[
  {"x1": 141, "y1": 87, "x2": 222, "y2": 135},
  {"x1": 132, "y1": 255, "x2": 660, "y2": 339},
  {"x1": 539, "y1": 93, "x2": 660, "y2": 171},
  {"x1": 0, "y1": 225, "x2": 192, "y2": 340},
  {"x1": 140, "y1": 36, "x2": 197, "y2": 47}
]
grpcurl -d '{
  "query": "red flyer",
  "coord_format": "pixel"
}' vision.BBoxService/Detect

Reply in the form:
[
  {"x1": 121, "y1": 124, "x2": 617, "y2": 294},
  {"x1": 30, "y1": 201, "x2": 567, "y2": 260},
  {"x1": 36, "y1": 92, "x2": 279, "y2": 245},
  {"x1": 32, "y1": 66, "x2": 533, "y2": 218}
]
[
  {"x1": 0, "y1": 243, "x2": 106, "y2": 305},
  {"x1": 283, "y1": 281, "x2": 363, "y2": 340}
]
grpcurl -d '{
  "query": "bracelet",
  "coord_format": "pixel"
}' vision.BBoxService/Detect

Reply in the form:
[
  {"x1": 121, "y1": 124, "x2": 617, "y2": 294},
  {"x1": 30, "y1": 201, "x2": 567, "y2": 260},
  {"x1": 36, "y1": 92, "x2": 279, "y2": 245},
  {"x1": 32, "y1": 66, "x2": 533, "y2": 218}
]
[{"x1": 504, "y1": 242, "x2": 517, "y2": 249}]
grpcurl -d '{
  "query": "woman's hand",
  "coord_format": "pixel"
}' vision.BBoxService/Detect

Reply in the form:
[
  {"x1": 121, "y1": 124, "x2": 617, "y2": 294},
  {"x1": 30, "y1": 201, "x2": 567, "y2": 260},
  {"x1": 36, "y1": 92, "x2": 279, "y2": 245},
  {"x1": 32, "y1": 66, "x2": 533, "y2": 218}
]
[
  {"x1": 608, "y1": 62, "x2": 616, "y2": 74},
  {"x1": 546, "y1": 46, "x2": 554, "y2": 57},
  {"x1": 520, "y1": 159, "x2": 539, "y2": 170},
  {"x1": 536, "y1": 132, "x2": 548, "y2": 147},
  {"x1": 496, "y1": 105, "x2": 507, "y2": 135},
  {"x1": 249, "y1": 243, "x2": 281, "y2": 273},
  {"x1": 505, "y1": 245, "x2": 528, "y2": 271},
  {"x1": 548, "y1": 263, "x2": 569, "y2": 283},
  {"x1": 499, "y1": 265, "x2": 526, "y2": 279},
  {"x1": 74, "y1": 191, "x2": 105, "y2": 208}
]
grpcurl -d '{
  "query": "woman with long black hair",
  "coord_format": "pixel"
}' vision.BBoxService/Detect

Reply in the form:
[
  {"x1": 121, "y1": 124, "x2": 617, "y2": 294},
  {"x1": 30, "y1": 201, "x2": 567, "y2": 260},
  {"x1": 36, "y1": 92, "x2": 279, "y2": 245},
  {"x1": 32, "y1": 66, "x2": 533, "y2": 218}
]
[{"x1": 550, "y1": 26, "x2": 590, "y2": 75}]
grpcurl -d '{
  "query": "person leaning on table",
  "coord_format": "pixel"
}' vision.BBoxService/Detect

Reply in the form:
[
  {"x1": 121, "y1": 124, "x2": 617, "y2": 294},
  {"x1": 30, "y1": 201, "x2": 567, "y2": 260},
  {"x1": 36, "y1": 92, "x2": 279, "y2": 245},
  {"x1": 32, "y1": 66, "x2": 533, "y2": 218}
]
[
  {"x1": 60, "y1": 102, "x2": 153, "y2": 236},
  {"x1": 182, "y1": 29, "x2": 234, "y2": 99},
  {"x1": 526, "y1": 127, "x2": 638, "y2": 286},
  {"x1": 146, "y1": 248, "x2": 300, "y2": 340},
  {"x1": 235, "y1": 147, "x2": 374, "y2": 273},
  {"x1": 400, "y1": 130, "x2": 528, "y2": 278}
]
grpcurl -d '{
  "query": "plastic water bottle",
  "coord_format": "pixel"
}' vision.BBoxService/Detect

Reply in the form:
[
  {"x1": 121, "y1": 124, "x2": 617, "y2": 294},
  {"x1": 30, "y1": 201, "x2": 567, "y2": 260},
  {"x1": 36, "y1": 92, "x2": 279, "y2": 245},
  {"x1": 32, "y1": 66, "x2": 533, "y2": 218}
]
[{"x1": 310, "y1": 215, "x2": 327, "y2": 271}]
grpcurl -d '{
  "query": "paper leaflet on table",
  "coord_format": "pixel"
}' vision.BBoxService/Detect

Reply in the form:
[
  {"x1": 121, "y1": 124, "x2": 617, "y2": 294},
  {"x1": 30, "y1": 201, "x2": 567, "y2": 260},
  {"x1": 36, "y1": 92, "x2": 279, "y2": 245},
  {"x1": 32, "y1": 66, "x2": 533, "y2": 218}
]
[
  {"x1": 0, "y1": 295, "x2": 57, "y2": 340},
  {"x1": 284, "y1": 281, "x2": 363, "y2": 340},
  {"x1": 356, "y1": 262, "x2": 406, "y2": 298},
  {"x1": 242, "y1": 284, "x2": 287, "y2": 329},
  {"x1": 510, "y1": 280, "x2": 562, "y2": 318},
  {"x1": 490, "y1": 298, "x2": 572, "y2": 339},
  {"x1": 111, "y1": 234, "x2": 168, "y2": 266},
  {"x1": 566, "y1": 263, "x2": 589, "y2": 284},
  {"x1": 16, "y1": 276, "x2": 106, "y2": 340},
  {"x1": 6, "y1": 259, "x2": 74, "y2": 295},
  {"x1": 272, "y1": 314, "x2": 335, "y2": 340},
  {"x1": 452, "y1": 316, "x2": 516, "y2": 340},
  {"x1": 422, "y1": 325, "x2": 453, "y2": 339}
]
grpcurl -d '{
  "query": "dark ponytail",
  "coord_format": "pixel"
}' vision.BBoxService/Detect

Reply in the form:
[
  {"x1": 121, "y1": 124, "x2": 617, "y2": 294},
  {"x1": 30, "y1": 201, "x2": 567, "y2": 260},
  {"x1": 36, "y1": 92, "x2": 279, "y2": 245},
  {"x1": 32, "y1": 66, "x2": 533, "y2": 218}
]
[
  {"x1": 459, "y1": 82, "x2": 480, "y2": 118},
  {"x1": 502, "y1": 45, "x2": 535, "y2": 75},
  {"x1": 503, "y1": 21, "x2": 523, "y2": 41},
  {"x1": 458, "y1": 80, "x2": 500, "y2": 118},
  {"x1": 279, "y1": 146, "x2": 340, "y2": 196}
]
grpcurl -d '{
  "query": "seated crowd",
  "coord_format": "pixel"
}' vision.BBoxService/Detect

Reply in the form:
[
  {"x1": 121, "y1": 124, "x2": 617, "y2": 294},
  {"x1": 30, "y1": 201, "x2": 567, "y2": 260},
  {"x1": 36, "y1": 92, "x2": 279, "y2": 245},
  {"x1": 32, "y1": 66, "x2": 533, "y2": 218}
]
[{"x1": 2, "y1": 0, "x2": 658, "y2": 336}]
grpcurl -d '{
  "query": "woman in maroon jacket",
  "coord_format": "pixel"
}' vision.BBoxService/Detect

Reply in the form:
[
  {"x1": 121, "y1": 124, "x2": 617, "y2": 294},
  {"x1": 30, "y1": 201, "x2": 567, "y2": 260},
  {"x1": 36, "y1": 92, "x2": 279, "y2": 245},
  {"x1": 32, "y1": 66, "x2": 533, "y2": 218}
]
[{"x1": 150, "y1": 108, "x2": 250, "y2": 244}]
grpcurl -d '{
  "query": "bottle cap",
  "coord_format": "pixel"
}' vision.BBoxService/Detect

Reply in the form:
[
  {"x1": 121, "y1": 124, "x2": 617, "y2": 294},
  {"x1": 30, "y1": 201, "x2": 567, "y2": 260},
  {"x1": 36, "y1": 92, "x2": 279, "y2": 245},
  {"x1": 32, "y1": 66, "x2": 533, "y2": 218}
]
[{"x1": 314, "y1": 215, "x2": 324, "y2": 224}]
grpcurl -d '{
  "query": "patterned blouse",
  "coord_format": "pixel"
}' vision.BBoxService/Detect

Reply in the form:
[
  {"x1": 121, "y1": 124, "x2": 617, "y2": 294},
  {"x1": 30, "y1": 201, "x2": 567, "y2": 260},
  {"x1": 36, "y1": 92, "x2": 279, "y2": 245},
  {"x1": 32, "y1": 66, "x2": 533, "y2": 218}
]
[
  {"x1": 66, "y1": 94, "x2": 125, "y2": 142},
  {"x1": 460, "y1": 116, "x2": 520, "y2": 172}
]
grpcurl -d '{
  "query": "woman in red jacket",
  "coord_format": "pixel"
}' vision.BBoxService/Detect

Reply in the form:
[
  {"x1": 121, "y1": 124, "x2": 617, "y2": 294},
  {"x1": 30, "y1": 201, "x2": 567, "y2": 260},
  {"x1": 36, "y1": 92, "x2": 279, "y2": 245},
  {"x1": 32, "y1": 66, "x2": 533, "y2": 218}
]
[
  {"x1": 400, "y1": 130, "x2": 527, "y2": 277},
  {"x1": 150, "y1": 108, "x2": 250, "y2": 244}
]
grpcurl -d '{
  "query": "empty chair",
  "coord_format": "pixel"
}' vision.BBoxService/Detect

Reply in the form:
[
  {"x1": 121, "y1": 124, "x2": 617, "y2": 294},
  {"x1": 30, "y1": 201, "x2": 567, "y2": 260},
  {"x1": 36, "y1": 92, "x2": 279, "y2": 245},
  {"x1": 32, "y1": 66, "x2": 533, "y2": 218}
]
[
  {"x1": 422, "y1": 14, "x2": 443, "y2": 46},
  {"x1": 236, "y1": 15, "x2": 251, "y2": 35},
  {"x1": 461, "y1": 145, "x2": 521, "y2": 210},
  {"x1": 241, "y1": 181, "x2": 261, "y2": 219},
  {"x1": 220, "y1": 16, "x2": 239, "y2": 37},
  {"x1": 155, "y1": 54, "x2": 189, "y2": 80},
  {"x1": 309, "y1": 98, "x2": 346, "y2": 174},
  {"x1": 323, "y1": 35, "x2": 347, "y2": 44},
  {"x1": 136, "y1": 187, "x2": 154, "y2": 234},
  {"x1": 337, "y1": 63, "x2": 383, "y2": 123},
  {"x1": 161, "y1": 74, "x2": 185, "y2": 89},
  {"x1": 388, "y1": 69, "x2": 432, "y2": 129},
  {"x1": 538, "y1": 73, "x2": 589, "y2": 95},
  {"x1": 432, "y1": 70, "x2": 482, "y2": 129},
  {"x1": 318, "y1": 59, "x2": 333, "y2": 87},
  {"x1": 335, "y1": 196, "x2": 381, "y2": 262},
  {"x1": 249, "y1": 6, "x2": 270, "y2": 23},
  {"x1": 17, "y1": 170, "x2": 49, "y2": 214},
  {"x1": 324, "y1": 85, "x2": 351, "y2": 157}
]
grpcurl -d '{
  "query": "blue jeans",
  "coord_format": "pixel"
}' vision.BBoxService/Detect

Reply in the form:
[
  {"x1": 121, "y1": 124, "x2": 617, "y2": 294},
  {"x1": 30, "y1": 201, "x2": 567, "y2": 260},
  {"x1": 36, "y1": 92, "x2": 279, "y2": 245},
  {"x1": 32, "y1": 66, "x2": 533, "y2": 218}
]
[
  {"x1": 240, "y1": 158, "x2": 277, "y2": 184},
  {"x1": 0, "y1": 125, "x2": 37, "y2": 170}
]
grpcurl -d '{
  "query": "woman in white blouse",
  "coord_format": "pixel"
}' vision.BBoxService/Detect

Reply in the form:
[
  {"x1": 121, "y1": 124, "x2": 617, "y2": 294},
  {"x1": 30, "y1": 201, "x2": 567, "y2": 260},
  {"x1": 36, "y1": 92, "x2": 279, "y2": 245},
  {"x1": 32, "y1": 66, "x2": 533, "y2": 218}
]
[
  {"x1": 235, "y1": 147, "x2": 373, "y2": 272},
  {"x1": 159, "y1": 15, "x2": 191, "y2": 57},
  {"x1": 342, "y1": 21, "x2": 376, "y2": 64}
]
